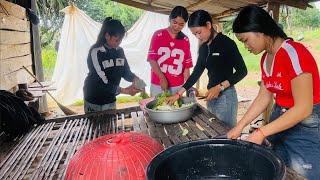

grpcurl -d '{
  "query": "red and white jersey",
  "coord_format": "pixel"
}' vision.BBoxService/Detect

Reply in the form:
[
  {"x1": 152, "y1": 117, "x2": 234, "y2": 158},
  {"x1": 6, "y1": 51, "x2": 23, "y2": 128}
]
[
  {"x1": 261, "y1": 39, "x2": 320, "y2": 108},
  {"x1": 147, "y1": 28, "x2": 193, "y2": 87}
]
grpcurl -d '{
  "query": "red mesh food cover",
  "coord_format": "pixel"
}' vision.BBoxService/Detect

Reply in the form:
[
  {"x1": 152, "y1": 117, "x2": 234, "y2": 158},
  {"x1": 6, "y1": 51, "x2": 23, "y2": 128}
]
[{"x1": 65, "y1": 132, "x2": 164, "y2": 180}]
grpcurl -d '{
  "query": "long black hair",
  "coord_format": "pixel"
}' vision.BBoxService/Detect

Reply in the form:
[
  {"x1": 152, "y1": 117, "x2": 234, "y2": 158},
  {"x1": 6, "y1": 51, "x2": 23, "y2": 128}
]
[
  {"x1": 188, "y1": 10, "x2": 217, "y2": 41},
  {"x1": 232, "y1": 5, "x2": 288, "y2": 39},
  {"x1": 169, "y1": 6, "x2": 189, "y2": 40},
  {"x1": 94, "y1": 17, "x2": 126, "y2": 47}
]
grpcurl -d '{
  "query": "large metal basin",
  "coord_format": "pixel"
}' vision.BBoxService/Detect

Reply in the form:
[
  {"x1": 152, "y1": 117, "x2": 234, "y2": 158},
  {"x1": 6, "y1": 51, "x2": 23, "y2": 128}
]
[{"x1": 145, "y1": 97, "x2": 196, "y2": 124}]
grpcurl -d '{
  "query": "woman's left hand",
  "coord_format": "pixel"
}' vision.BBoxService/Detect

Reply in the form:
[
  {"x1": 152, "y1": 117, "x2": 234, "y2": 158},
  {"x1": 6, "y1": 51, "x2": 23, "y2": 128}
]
[
  {"x1": 205, "y1": 85, "x2": 221, "y2": 100},
  {"x1": 245, "y1": 130, "x2": 265, "y2": 145}
]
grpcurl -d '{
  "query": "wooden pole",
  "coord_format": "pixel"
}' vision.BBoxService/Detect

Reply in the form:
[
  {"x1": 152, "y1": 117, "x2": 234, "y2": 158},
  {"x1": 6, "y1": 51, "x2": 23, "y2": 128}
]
[{"x1": 30, "y1": 0, "x2": 48, "y2": 113}]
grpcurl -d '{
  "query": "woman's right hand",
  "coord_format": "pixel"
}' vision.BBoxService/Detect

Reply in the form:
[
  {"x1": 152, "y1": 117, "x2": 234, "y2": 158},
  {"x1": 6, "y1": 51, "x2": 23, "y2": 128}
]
[
  {"x1": 159, "y1": 77, "x2": 168, "y2": 91},
  {"x1": 165, "y1": 94, "x2": 179, "y2": 105},
  {"x1": 121, "y1": 85, "x2": 140, "y2": 96},
  {"x1": 227, "y1": 125, "x2": 244, "y2": 139}
]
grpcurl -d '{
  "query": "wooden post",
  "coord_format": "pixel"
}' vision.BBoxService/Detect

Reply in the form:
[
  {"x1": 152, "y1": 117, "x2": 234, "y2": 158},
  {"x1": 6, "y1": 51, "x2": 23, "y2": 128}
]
[
  {"x1": 30, "y1": 0, "x2": 48, "y2": 113},
  {"x1": 267, "y1": 2, "x2": 280, "y2": 23}
]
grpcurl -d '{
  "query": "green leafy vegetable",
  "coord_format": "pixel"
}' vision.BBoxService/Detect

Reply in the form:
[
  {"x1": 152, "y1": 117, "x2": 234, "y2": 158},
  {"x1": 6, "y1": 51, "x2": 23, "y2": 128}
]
[
  {"x1": 140, "y1": 92, "x2": 150, "y2": 99},
  {"x1": 153, "y1": 91, "x2": 171, "y2": 109}
]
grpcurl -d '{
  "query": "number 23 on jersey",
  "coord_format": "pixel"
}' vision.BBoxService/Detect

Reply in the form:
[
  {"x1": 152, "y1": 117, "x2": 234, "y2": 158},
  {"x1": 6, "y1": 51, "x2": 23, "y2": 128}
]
[{"x1": 157, "y1": 47, "x2": 184, "y2": 75}]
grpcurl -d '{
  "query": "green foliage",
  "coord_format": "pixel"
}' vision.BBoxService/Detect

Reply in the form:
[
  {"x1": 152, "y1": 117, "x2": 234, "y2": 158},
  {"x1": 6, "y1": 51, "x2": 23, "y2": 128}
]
[
  {"x1": 77, "y1": 0, "x2": 142, "y2": 29},
  {"x1": 72, "y1": 95, "x2": 143, "y2": 106},
  {"x1": 280, "y1": 4, "x2": 320, "y2": 29},
  {"x1": 42, "y1": 47, "x2": 57, "y2": 80},
  {"x1": 223, "y1": 4, "x2": 320, "y2": 34},
  {"x1": 72, "y1": 99, "x2": 84, "y2": 106},
  {"x1": 37, "y1": 0, "x2": 68, "y2": 47},
  {"x1": 38, "y1": 0, "x2": 142, "y2": 49},
  {"x1": 139, "y1": 92, "x2": 150, "y2": 99},
  {"x1": 116, "y1": 95, "x2": 142, "y2": 103},
  {"x1": 229, "y1": 34, "x2": 261, "y2": 72}
]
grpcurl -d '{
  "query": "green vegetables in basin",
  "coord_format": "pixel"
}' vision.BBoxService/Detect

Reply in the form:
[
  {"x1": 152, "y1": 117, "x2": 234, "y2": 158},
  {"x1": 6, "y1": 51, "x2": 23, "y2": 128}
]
[{"x1": 152, "y1": 92, "x2": 193, "y2": 111}]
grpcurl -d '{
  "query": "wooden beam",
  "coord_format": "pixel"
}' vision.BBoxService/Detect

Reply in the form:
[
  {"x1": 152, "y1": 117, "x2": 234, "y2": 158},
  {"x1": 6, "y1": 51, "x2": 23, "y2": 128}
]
[
  {"x1": 236, "y1": 0, "x2": 259, "y2": 4},
  {"x1": 212, "y1": 7, "x2": 243, "y2": 19},
  {"x1": 267, "y1": 2, "x2": 280, "y2": 22},
  {"x1": 269, "y1": 0, "x2": 311, "y2": 10},
  {"x1": 186, "y1": 0, "x2": 211, "y2": 10},
  {"x1": 212, "y1": 2, "x2": 267, "y2": 19},
  {"x1": 112, "y1": 0, "x2": 171, "y2": 14}
]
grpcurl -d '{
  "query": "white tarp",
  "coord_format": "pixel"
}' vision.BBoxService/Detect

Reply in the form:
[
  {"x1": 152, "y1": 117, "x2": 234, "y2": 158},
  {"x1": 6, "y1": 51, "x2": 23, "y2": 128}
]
[{"x1": 51, "y1": 5, "x2": 199, "y2": 105}]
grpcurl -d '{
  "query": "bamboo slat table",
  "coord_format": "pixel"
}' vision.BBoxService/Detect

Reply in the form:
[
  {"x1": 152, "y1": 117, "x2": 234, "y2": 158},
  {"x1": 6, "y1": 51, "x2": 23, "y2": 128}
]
[{"x1": 0, "y1": 104, "x2": 304, "y2": 179}]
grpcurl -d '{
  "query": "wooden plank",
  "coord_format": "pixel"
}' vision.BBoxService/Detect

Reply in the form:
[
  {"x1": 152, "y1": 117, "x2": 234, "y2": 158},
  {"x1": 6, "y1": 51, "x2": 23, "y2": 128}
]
[
  {"x1": 28, "y1": 91, "x2": 45, "y2": 98},
  {"x1": 198, "y1": 113, "x2": 228, "y2": 135},
  {"x1": 0, "y1": 13, "x2": 30, "y2": 31},
  {"x1": 150, "y1": 120, "x2": 173, "y2": 147},
  {"x1": 0, "y1": 65, "x2": 33, "y2": 90},
  {"x1": 179, "y1": 122, "x2": 198, "y2": 141},
  {"x1": 138, "y1": 113, "x2": 149, "y2": 135},
  {"x1": 0, "y1": 0, "x2": 27, "y2": 20},
  {"x1": 112, "y1": 0, "x2": 171, "y2": 15},
  {"x1": 192, "y1": 114, "x2": 219, "y2": 138},
  {"x1": 184, "y1": 120, "x2": 208, "y2": 140},
  {"x1": 0, "y1": 54, "x2": 32, "y2": 76},
  {"x1": 28, "y1": 81, "x2": 54, "y2": 88},
  {"x1": 28, "y1": 86, "x2": 57, "y2": 91},
  {"x1": 0, "y1": 30, "x2": 30, "y2": 44},
  {"x1": 0, "y1": 43, "x2": 31, "y2": 60},
  {"x1": 163, "y1": 124, "x2": 183, "y2": 144},
  {"x1": 271, "y1": 0, "x2": 311, "y2": 10},
  {"x1": 131, "y1": 112, "x2": 141, "y2": 132}
]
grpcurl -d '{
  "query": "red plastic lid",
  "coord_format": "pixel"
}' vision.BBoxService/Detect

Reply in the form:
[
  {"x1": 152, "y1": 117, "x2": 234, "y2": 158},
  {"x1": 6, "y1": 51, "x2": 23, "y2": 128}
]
[{"x1": 65, "y1": 132, "x2": 163, "y2": 180}]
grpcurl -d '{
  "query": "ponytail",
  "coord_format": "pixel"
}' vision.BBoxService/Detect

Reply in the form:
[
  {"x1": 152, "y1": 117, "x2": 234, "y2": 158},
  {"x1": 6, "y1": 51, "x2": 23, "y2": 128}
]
[{"x1": 94, "y1": 17, "x2": 126, "y2": 47}]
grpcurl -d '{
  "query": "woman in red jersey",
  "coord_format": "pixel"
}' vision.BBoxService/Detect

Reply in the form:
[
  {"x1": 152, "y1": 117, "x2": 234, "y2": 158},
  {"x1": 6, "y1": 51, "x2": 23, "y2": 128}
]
[{"x1": 229, "y1": 5, "x2": 320, "y2": 179}]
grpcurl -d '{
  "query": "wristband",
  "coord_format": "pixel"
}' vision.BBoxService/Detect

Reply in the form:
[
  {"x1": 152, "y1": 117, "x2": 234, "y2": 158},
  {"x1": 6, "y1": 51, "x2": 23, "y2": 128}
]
[
  {"x1": 176, "y1": 91, "x2": 182, "y2": 98},
  {"x1": 256, "y1": 128, "x2": 266, "y2": 138}
]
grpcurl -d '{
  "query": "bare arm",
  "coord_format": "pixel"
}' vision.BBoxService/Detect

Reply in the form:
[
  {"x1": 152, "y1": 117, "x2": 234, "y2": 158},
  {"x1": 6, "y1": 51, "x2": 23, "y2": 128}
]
[
  {"x1": 261, "y1": 73, "x2": 313, "y2": 136},
  {"x1": 227, "y1": 83, "x2": 273, "y2": 139},
  {"x1": 247, "y1": 73, "x2": 313, "y2": 144},
  {"x1": 183, "y1": 68, "x2": 190, "y2": 82},
  {"x1": 149, "y1": 60, "x2": 168, "y2": 91}
]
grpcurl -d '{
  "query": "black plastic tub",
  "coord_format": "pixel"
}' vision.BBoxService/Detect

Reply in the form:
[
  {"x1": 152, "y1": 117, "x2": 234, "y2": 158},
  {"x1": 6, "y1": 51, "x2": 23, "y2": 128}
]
[{"x1": 147, "y1": 139, "x2": 285, "y2": 180}]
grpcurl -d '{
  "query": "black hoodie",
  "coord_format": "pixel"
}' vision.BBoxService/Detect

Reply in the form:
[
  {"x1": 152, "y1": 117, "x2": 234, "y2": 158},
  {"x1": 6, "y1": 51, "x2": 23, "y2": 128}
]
[{"x1": 83, "y1": 45, "x2": 135, "y2": 105}]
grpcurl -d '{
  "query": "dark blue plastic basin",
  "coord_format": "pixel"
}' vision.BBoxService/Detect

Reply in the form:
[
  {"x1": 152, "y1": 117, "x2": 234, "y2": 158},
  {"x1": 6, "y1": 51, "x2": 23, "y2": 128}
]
[{"x1": 147, "y1": 139, "x2": 285, "y2": 180}]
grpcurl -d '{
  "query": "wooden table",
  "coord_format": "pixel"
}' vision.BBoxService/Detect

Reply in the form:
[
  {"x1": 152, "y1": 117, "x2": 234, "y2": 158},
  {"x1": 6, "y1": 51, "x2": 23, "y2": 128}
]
[
  {"x1": 0, "y1": 105, "x2": 304, "y2": 179},
  {"x1": 130, "y1": 105, "x2": 229, "y2": 148}
]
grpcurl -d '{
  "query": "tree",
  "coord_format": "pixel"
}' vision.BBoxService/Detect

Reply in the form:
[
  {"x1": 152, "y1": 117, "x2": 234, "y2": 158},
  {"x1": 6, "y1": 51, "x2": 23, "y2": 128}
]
[
  {"x1": 279, "y1": 3, "x2": 320, "y2": 30},
  {"x1": 37, "y1": 0, "x2": 142, "y2": 48}
]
